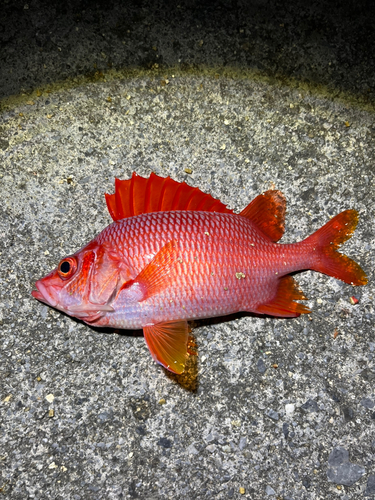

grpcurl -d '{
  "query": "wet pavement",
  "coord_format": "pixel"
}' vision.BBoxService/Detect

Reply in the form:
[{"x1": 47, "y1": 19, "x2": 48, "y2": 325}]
[{"x1": 1, "y1": 1, "x2": 375, "y2": 499}]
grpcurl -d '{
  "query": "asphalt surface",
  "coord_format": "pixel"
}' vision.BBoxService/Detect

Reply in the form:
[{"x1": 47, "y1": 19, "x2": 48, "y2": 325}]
[{"x1": 1, "y1": 1, "x2": 375, "y2": 499}]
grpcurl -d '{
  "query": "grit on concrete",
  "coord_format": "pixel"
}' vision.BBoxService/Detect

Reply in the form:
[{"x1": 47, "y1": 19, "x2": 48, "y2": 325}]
[{"x1": 1, "y1": 2, "x2": 375, "y2": 500}]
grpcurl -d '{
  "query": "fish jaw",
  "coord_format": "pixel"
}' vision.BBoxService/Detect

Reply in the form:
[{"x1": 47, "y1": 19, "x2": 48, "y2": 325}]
[
  {"x1": 32, "y1": 275, "x2": 115, "y2": 321},
  {"x1": 32, "y1": 275, "x2": 61, "y2": 308},
  {"x1": 32, "y1": 271, "x2": 78, "y2": 315}
]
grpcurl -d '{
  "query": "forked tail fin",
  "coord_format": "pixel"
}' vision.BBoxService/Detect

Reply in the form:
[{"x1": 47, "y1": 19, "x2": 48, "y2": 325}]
[{"x1": 305, "y1": 210, "x2": 367, "y2": 286}]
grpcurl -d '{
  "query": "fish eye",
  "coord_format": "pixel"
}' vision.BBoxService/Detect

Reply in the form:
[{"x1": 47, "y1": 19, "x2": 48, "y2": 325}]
[
  {"x1": 58, "y1": 257, "x2": 77, "y2": 280},
  {"x1": 60, "y1": 261, "x2": 70, "y2": 273}
]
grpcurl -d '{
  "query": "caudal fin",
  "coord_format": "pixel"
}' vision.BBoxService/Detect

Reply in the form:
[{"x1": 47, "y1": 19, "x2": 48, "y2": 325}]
[{"x1": 305, "y1": 210, "x2": 367, "y2": 286}]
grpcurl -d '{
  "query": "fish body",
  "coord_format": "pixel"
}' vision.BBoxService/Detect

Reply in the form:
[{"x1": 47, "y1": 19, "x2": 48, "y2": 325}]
[
  {"x1": 32, "y1": 173, "x2": 367, "y2": 374},
  {"x1": 94, "y1": 211, "x2": 311, "y2": 329}
]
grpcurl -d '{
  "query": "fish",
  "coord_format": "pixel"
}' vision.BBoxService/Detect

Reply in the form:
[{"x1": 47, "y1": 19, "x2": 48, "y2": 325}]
[{"x1": 32, "y1": 173, "x2": 367, "y2": 374}]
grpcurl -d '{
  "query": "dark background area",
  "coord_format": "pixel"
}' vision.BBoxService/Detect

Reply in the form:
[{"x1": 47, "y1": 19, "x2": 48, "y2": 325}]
[{"x1": 1, "y1": 0, "x2": 374, "y2": 102}]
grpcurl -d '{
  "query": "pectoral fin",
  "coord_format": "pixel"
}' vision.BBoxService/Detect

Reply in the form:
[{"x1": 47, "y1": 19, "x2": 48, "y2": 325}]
[
  {"x1": 143, "y1": 320, "x2": 189, "y2": 374},
  {"x1": 119, "y1": 241, "x2": 180, "y2": 301}
]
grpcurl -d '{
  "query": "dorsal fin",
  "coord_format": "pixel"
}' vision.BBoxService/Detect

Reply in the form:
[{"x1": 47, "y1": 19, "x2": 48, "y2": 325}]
[
  {"x1": 239, "y1": 190, "x2": 286, "y2": 242},
  {"x1": 105, "y1": 172, "x2": 233, "y2": 221}
]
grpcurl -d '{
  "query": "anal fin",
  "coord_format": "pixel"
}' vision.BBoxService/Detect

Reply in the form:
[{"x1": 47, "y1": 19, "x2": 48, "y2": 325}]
[
  {"x1": 256, "y1": 276, "x2": 311, "y2": 318},
  {"x1": 143, "y1": 320, "x2": 189, "y2": 374}
]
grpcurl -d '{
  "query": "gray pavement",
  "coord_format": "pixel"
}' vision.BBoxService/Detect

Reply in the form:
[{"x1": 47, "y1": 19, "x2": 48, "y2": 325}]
[{"x1": 1, "y1": 1, "x2": 375, "y2": 499}]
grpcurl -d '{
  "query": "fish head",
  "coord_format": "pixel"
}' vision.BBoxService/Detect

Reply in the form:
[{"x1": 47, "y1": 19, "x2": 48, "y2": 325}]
[{"x1": 32, "y1": 240, "x2": 129, "y2": 323}]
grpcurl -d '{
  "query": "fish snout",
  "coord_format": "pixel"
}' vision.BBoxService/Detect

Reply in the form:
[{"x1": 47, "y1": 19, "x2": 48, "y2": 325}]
[{"x1": 32, "y1": 279, "x2": 60, "y2": 308}]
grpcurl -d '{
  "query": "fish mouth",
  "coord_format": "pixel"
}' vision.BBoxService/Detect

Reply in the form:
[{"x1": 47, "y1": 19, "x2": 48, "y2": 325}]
[
  {"x1": 32, "y1": 278, "x2": 114, "y2": 323},
  {"x1": 32, "y1": 280, "x2": 59, "y2": 308}
]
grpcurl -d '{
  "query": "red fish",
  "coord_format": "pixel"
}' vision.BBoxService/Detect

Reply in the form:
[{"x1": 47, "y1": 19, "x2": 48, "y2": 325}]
[{"x1": 32, "y1": 173, "x2": 367, "y2": 374}]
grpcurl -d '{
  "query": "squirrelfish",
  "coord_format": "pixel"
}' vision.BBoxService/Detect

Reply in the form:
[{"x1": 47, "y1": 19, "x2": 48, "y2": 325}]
[{"x1": 32, "y1": 173, "x2": 367, "y2": 374}]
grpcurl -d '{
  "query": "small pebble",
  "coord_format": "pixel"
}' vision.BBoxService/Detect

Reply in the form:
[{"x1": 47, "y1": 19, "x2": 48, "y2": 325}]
[{"x1": 285, "y1": 403, "x2": 295, "y2": 416}]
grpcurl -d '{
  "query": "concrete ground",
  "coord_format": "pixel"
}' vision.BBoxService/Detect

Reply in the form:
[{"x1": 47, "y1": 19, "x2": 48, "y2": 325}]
[{"x1": 0, "y1": 1, "x2": 374, "y2": 499}]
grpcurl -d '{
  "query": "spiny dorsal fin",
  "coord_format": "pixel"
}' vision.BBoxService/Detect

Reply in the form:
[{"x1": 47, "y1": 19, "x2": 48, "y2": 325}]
[
  {"x1": 239, "y1": 190, "x2": 286, "y2": 242},
  {"x1": 105, "y1": 172, "x2": 233, "y2": 221}
]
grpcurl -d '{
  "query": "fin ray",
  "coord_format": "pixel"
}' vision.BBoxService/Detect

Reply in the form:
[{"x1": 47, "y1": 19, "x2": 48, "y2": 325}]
[
  {"x1": 118, "y1": 241, "x2": 180, "y2": 300},
  {"x1": 256, "y1": 276, "x2": 311, "y2": 317},
  {"x1": 305, "y1": 210, "x2": 367, "y2": 286},
  {"x1": 135, "y1": 241, "x2": 179, "y2": 299},
  {"x1": 105, "y1": 172, "x2": 233, "y2": 221},
  {"x1": 143, "y1": 321, "x2": 189, "y2": 374},
  {"x1": 240, "y1": 190, "x2": 286, "y2": 242}
]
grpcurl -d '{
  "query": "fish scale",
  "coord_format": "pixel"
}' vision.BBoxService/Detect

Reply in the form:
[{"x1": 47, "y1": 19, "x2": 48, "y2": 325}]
[
  {"x1": 32, "y1": 173, "x2": 367, "y2": 374},
  {"x1": 95, "y1": 210, "x2": 311, "y2": 329}
]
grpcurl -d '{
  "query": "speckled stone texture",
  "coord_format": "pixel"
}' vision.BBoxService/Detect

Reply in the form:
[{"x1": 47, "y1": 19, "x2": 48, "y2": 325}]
[{"x1": 1, "y1": 1, "x2": 375, "y2": 499}]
